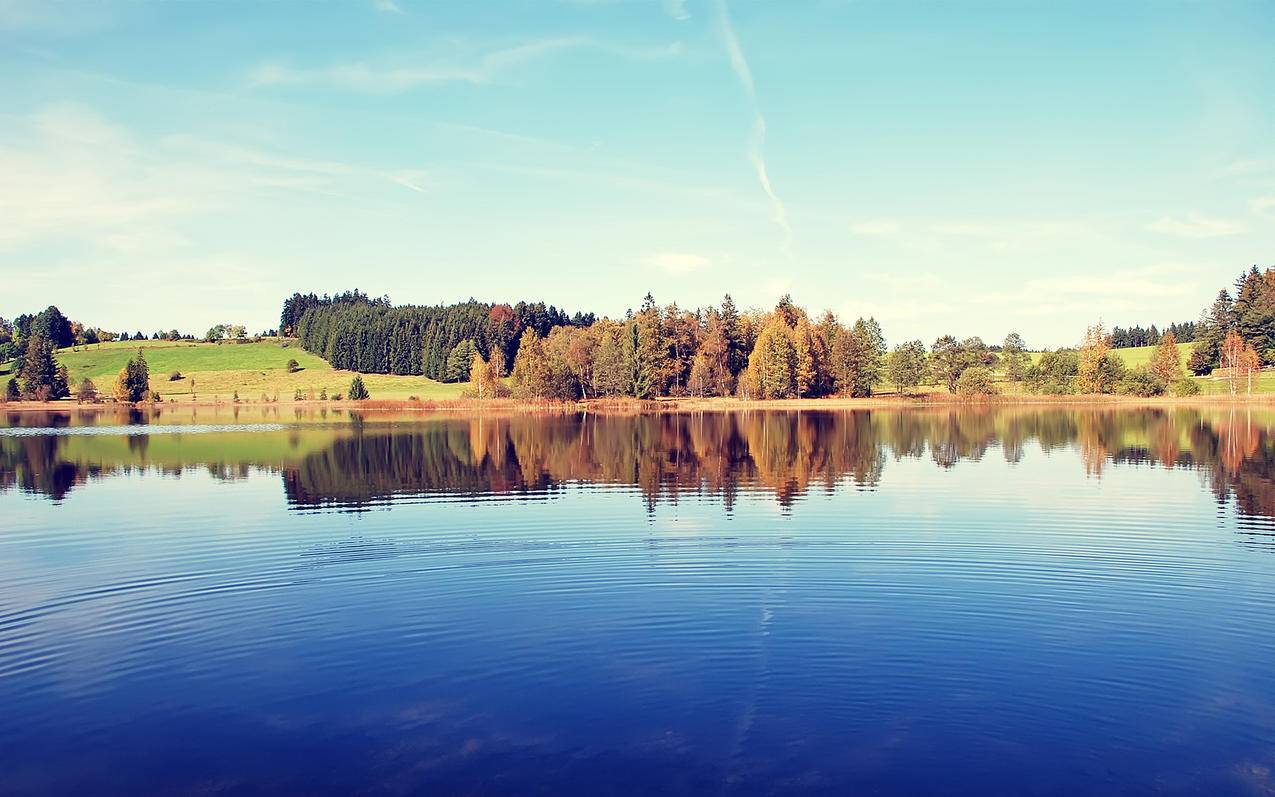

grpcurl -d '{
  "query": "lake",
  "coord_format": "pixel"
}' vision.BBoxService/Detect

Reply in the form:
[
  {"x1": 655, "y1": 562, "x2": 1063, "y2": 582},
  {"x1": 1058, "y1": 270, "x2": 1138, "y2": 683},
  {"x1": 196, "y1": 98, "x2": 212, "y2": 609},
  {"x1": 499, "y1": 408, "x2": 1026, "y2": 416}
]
[{"x1": 3, "y1": 406, "x2": 1275, "y2": 795}]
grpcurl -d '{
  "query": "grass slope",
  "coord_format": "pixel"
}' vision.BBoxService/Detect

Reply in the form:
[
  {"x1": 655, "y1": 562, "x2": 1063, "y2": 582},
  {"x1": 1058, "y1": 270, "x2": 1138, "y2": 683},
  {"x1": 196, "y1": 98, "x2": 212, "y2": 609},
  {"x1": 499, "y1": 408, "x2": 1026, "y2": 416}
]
[{"x1": 53, "y1": 339, "x2": 464, "y2": 401}]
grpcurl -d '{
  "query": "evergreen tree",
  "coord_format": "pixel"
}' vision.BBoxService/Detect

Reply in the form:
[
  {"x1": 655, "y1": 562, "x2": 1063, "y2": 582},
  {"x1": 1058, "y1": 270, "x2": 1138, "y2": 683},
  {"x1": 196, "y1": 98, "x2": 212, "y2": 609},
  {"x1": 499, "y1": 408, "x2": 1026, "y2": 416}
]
[
  {"x1": 348, "y1": 374, "x2": 370, "y2": 400},
  {"x1": 19, "y1": 334, "x2": 62, "y2": 398},
  {"x1": 444, "y1": 339, "x2": 478, "y2": 383}
]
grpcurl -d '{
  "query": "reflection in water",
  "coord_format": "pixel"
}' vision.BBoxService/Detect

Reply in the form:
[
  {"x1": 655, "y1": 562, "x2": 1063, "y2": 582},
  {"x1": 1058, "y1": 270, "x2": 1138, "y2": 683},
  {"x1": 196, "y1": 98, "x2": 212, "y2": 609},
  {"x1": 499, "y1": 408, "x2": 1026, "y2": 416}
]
[{"x1": 6, "y1": 407, "x2": 1275, "y2": 521}]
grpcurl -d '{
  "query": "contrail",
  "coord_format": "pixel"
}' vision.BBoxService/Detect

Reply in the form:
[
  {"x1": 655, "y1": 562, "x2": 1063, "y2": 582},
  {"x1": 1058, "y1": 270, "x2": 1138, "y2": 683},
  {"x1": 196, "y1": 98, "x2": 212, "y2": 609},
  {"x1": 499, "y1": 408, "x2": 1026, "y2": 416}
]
[{"x1": 716, "y1": 0, "x2": 793, "y2": 254}]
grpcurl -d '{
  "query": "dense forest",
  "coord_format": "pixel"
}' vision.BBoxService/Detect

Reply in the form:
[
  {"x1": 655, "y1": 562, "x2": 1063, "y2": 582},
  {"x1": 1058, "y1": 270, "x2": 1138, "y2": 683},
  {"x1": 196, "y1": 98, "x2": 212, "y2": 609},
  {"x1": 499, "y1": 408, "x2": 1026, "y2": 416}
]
[{"x1": 282, "y1": 289, "x2": 1208, "y2": 400}]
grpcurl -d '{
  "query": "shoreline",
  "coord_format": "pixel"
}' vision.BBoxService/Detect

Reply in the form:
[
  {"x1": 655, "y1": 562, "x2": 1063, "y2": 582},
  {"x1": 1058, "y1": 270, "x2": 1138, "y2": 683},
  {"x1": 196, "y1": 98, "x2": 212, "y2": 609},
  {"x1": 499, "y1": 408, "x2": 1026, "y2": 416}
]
[{"x1": 5, "y1": 392, "x2": 1275, "y2": 413}]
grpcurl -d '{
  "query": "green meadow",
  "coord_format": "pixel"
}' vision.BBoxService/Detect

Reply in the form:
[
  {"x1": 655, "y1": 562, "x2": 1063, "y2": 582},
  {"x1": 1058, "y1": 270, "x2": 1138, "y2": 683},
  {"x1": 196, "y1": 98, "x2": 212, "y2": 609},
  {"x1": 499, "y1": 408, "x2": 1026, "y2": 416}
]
[{"x1": 46, "y1": 339, "x2": 465, "y2": 402}]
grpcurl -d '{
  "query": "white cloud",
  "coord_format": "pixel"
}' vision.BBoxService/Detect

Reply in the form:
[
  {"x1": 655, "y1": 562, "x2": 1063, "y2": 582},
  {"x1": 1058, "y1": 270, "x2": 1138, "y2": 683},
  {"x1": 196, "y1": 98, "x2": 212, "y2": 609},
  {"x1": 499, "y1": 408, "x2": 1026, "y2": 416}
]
[
  {"x1": 0, "y1": 104, "x2": 429, "y2": 249},
  {"x1": 1250, "y1": 197, "x2": 1275, "y2": 218},
  {"x1": 645, "y1": 252, "x2": 712, "y2": 274},
  {"x1": 1145, "y1": 214, "x2": 1242, "y2": 238},
  {"x1": 373, "y1": 0, "x2": 402, "y2": 11},
  {"x1": 251, "y1": 37, "x2": 684, "y2": 93},
  {"x1": 849, "y1": 219, "x2": 900, "y2": 236},
  {"x1": 665, "y1": 0, "x2": 690, "y2": 20}
]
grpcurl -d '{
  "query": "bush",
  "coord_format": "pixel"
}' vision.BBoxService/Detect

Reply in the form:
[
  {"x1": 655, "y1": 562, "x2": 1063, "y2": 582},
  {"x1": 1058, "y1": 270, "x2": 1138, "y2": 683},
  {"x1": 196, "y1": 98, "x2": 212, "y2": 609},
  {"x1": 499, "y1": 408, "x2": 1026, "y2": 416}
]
[
  {"x1": 286, "y1": 359, "x2": 301, "y2": 373},
  {"x1": 1024, "y1": 349, "x2": 1079, "y2": 394},
  {"x1": 149, "y1": 390, "x2": 161, "y2": 402},
  {"x1": 5, "y1": 377, "x2": 20, "y2": 402},
  {"x1": 169, "y1": 371, "x2": 182, "y2": 381},
  {"x1": 1171, "y1": 377, "x2": 1201, "y2": 397},
  {"x1": 319, "y1": 387, "x2": 328, "y2": 400},
  {"x1": 76, "y1": 378, "x2": 98, "y2": 403},
  {"x1": 293, "y1": 389, "x2": 304, "y2": 401},
  {"x1": 956, "y1": 366, "x2": 999, "y2": 397},
  {"x1": 1115, "y1": 367, "x2": 1166, "y2": 397},
  {"x1": 332, "y1": 392, "x2": 344, "y2": 401}
]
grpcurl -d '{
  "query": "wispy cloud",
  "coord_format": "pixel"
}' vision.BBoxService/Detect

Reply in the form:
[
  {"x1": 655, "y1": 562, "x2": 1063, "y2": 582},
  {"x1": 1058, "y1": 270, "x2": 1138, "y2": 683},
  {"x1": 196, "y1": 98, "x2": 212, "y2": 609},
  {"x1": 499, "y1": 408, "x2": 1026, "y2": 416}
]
[
  {"x1": 715, "y1": 0, "x2": 791, "y2": 254},
  {"x1": 849, "y1": 219, "x2": 900, "y2": 236},
  {"x1": 251, "y1": 37, "x2": 684, "y2": 93},
  {"x1": 665, "y1": 0, "x2": 690, "y2": 20},
  {"x1": 0, "y1": 104, "x2": 429, "y2": 249},
  {"x1": 1250, "y1": 197, "x2": 1275, "y2": 218},
  {"x1": 373, "y1": 0, "x2": 402, "y2": 12},
  {"x1": 1145, "y1": 214, "x2": 1243, "y2": 238},
  {"x1": 645, "y1": 252, "x2": 712, "y2": 273}
]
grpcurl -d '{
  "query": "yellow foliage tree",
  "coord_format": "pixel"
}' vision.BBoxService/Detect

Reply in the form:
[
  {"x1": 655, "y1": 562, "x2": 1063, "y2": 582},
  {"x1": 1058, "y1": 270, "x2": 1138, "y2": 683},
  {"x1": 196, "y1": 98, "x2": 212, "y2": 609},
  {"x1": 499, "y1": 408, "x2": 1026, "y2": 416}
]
[{"x1": 1149, "y1": 331, "x2": 1184, "y2": 384}]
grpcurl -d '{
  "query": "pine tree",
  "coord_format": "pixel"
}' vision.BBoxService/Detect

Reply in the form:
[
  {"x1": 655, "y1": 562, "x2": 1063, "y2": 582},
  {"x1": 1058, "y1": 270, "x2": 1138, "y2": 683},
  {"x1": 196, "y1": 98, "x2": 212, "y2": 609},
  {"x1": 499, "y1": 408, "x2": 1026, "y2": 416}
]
[{"x1": 348, "y1": 374, "x2": 370, "y2": 400}]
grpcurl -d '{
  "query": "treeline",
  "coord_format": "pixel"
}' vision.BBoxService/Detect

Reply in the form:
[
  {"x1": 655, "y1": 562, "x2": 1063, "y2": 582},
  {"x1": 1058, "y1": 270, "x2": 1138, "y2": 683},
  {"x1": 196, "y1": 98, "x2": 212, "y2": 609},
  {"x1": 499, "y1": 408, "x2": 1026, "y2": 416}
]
[
  {"x1": 1110, "y1": 321, "x2": 1196, "y2": 349},
  {"x1": 1188, "y1": 266, "x2": 1275, "y2": 376},
  {"x1": 284, "y1": 290, "x2": 594, "y2": 381}
]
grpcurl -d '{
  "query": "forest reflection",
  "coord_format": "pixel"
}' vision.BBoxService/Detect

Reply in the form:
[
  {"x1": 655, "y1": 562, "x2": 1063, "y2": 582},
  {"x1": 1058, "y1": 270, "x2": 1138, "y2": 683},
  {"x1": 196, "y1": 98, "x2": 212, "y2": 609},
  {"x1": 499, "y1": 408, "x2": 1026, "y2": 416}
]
[{"x1": 5, "y1": 408, "x2": 1275, "y2": 518}]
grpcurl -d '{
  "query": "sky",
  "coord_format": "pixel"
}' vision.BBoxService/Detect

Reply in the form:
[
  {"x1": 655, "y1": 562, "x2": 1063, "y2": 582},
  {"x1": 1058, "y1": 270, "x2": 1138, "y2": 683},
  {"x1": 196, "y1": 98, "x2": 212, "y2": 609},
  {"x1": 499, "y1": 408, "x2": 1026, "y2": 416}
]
[{"x1": 1, "y1": 0, "x2": 1272, "y2": 348}]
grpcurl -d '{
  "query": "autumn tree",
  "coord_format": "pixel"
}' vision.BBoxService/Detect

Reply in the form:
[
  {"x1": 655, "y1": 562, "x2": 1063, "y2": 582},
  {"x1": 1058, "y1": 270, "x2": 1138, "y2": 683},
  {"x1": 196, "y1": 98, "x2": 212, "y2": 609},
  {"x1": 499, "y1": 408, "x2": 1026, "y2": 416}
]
[
  {"x1": 468, "y1": 352, "x2": 507, "y2": 399},
  {"x1": 511, "y1": 328, "x2": 555, "y2": 399},
  {"x1": 745, "y1": 317, "x2": 797, "y2": 398},
  {"x1": 1078, "y1": 322, "x2": 1113, "y2": 393},
  {"x1": 688, "y1": 312, "x2": 733, "y2": 397},
  {"x1": 592, "y1": 321, "x2": 627, "y2": 396},
  {"x1": 1149, "y1": 331, "x2": 1184, "y2": 384}
]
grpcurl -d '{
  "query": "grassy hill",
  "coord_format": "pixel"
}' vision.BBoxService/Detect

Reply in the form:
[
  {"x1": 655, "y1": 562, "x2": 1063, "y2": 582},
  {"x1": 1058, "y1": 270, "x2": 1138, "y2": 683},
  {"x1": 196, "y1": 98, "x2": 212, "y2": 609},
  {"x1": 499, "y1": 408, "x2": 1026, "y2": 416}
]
[{"x1": 47, "y1": 339, "x2": 465, "y2": 402}]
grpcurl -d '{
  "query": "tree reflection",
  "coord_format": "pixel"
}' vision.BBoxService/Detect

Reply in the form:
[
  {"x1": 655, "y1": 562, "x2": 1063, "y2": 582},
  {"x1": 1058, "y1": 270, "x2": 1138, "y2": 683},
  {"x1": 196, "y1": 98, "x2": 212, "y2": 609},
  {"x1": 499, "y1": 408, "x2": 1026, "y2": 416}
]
[{"x1": 6, "y1": 409, "x2": 1275, "y2": 522}]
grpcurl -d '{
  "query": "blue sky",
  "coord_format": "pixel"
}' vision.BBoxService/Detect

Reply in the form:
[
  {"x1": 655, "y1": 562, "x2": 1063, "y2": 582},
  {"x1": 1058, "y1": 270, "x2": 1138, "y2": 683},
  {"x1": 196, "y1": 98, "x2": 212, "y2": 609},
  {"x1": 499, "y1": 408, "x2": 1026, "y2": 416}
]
[{"x1": 1, "y1": 0, "x2": 1272, "y2": 347}]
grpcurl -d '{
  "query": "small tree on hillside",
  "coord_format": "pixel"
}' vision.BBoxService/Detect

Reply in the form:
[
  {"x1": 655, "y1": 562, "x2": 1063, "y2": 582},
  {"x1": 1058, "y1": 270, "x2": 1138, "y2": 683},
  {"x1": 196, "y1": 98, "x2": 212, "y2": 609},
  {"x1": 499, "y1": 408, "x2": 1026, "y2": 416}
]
[
  {"x1": 112, "y1": 349, "x2": 151, "y2": 403},
  {"x1": 77, "y1": 378, "x2": 98, "y2": 403},
  {"x1": 1149, "y1": 331, "x2": 1184, "y2": 384},
  {"x1": 348, "y1": 374, "x2": 369, "y2": 401}
]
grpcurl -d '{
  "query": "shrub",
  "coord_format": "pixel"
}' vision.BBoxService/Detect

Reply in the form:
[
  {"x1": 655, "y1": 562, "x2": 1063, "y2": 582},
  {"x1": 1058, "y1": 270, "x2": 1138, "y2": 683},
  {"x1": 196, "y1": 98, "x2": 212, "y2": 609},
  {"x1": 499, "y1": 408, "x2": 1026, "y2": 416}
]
[
  {"x1": 286, "y1": 359, "x2": 301, "y2": 373},
  {"x1": 955, "y1": 366, "x2": 999, "y2": 397},
  {"x1": 5, "y1": 377, "x2": 20, "y2": 402},
  {"x1": 293, "y1": 389, "x2": 304, "y2": 401},
  {"x1": 1024, "y1": 349, "x2": 1079, "y2": 394},
  {"x1": 319, "y1": 387, "x2": 328, "y2": 400},
  {"x1": 1115, "y1": 367, "x2": 1166, "y2": 397},
  {"x1": 349, "y1": 375, "x2": 369, "y2": 401},
  {"x1": 332, "y1": 392, "x2": 344, "y2": 401},
  {"x1": 169, "y1": 371, "x2": 182, "y2": 381},
  {"x1": 232, "y1": 390, "x2": 240, "y2": 403},
  {"x1": 76, "y1": 378, "x2": 98, "y2": 403},
  {"x1": 149, "y1": 390, "x2": 161, "y2": 402},
  {"x1": 408, "y1": 395, "x2": 420, "y2": 402},
  {"x1": 1171, "y1": 377, "x2": 1201, "y2": 397}
]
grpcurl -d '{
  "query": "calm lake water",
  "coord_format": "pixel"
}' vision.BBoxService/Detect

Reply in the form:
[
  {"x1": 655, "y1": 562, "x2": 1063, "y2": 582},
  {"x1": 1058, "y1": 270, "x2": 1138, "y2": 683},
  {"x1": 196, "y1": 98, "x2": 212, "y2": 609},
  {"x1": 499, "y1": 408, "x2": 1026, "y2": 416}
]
[{"x1": 3, "y1": 406, "x2": 1275, "y2": 795}]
